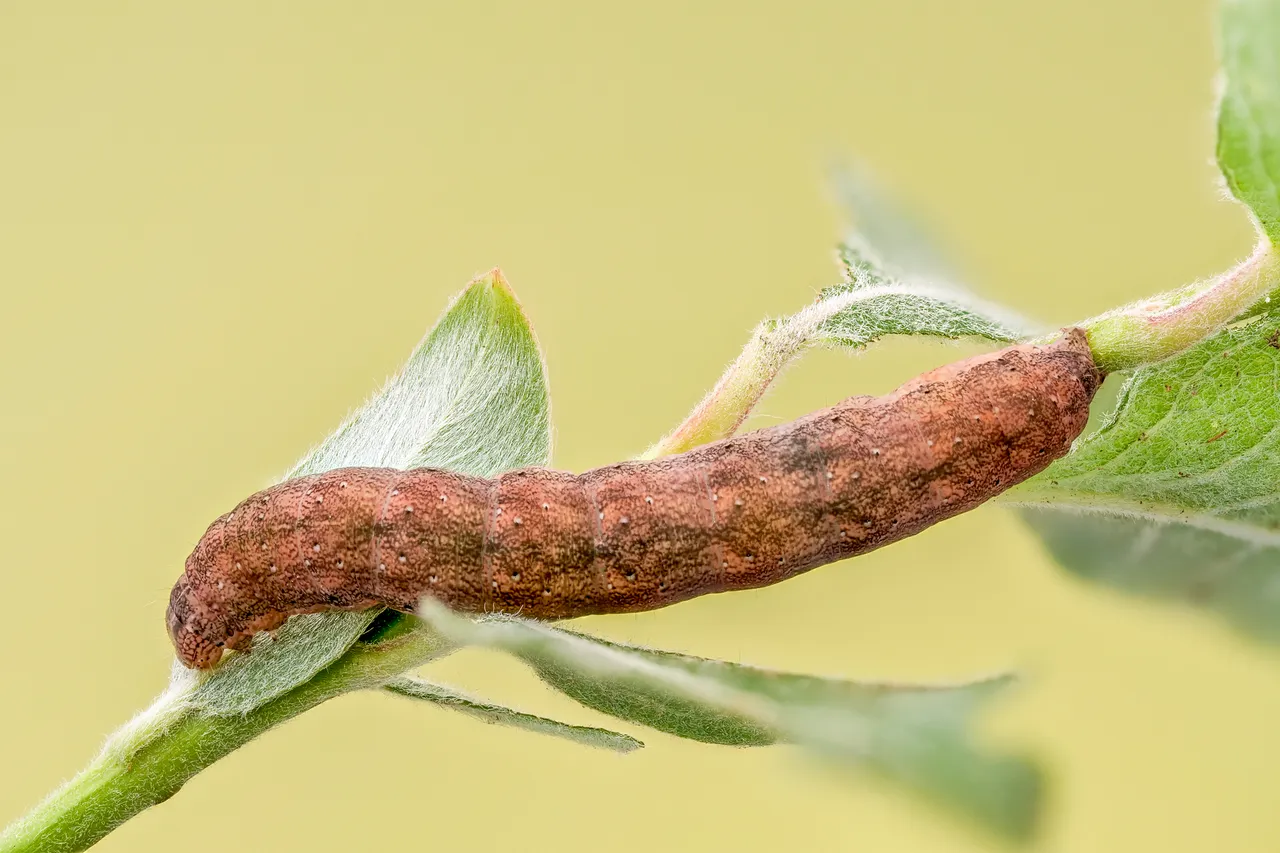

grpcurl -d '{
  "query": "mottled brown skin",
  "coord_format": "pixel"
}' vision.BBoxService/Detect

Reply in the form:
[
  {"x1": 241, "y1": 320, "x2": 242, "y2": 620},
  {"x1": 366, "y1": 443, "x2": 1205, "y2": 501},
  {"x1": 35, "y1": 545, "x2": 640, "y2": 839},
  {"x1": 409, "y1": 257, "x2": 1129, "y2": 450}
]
[{"x1": 168, "y1": 330, "x2": 1101, "y2": 668}]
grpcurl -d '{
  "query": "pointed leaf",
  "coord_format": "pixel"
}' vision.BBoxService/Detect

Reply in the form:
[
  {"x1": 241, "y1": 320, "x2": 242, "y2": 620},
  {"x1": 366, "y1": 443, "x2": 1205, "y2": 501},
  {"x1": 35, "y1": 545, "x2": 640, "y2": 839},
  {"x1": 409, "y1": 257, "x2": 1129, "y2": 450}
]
[
  {"x1": 190, "y1": 270, "x2": 552, "y2": 714},
  {"x1": 1012, "y1": 309, "x2": 1280, "y2": 642},
  {"x1": 420, "y1": 602, "x2": 1040, "y2": 841},
  {"x1": 384, "y1": 676, "x2": 642, "y2": 753}
]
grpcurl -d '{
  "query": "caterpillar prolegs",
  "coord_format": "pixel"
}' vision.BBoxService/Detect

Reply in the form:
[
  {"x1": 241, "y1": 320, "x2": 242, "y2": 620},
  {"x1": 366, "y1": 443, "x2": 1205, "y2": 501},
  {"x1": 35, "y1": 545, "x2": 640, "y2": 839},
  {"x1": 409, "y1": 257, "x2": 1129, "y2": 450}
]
[{"x1": 168, "y1": 330, "x2": 1101, "y2": 668}]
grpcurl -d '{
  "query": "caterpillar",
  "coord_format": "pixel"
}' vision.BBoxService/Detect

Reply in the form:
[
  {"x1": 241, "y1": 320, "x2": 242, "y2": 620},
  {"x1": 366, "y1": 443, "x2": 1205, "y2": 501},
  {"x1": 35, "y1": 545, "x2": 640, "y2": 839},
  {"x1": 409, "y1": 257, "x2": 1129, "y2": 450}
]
[{"x1": 168, "y1": 330, "x2": 1100, "y2": 669}]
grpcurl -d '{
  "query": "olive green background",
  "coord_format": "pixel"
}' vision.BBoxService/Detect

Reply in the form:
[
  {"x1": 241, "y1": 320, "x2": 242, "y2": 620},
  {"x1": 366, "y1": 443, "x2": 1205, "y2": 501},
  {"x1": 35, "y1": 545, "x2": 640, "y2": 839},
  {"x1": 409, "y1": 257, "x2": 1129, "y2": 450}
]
[{"x1": 1, "y1": 1, "x2": 1276, "y2": 850}]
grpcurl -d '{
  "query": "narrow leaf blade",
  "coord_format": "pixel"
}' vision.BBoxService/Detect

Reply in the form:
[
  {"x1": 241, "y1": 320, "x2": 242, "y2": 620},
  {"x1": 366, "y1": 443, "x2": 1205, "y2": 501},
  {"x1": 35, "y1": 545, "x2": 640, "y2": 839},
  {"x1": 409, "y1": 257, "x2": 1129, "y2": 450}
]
[
  {"x1": 190, "y1": 270, "x2": 552, "y2": 714},
  {"x1": 384, "y1": 676, "x2": 642, "y2": 753},
  {"x1": 420, "y1": 602, "x2": 1040, "y2": 841}
]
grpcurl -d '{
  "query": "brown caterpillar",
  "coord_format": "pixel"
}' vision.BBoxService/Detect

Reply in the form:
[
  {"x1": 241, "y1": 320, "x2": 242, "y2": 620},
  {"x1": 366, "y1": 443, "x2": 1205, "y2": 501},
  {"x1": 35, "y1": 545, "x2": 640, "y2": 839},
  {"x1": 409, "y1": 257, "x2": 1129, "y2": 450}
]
[{"x1": 168, "y1": 330, "x2": 1100, "y2": 668}]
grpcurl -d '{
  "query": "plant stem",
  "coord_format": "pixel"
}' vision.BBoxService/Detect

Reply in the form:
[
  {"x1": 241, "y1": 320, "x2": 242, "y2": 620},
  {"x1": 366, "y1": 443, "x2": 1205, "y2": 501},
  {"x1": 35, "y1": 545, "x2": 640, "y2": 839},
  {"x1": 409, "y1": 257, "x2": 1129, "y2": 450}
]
[
  {"x1": 641, "y1": 318, "x2": 803, "y2": 459},
  {"x1": 1080, "y1": 241, "x2": 1280, "y2": 372},
  {"x1": 0, "y1": 628, "x2": 450, "y2": 853}
]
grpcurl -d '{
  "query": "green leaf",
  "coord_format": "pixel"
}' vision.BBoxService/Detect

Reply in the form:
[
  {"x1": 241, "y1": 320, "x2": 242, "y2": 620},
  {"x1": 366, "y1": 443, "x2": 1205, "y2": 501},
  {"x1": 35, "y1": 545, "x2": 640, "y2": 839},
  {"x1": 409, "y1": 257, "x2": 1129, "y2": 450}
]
[
  {"x1": 1217, "y1": 0, "x2": 1280, "y2": 241},
  {"x1": 190, "y1": 269, "x2": 553, "y2": 714},
  {"x1": 643, "y1": 238, "x2": 1030, "y2": 458},
  {"x1": 294, "y1": 268, "x2": 551, "y2": 479},
  {"x1": 818, "y1": 238, "x2": 1030, "y2": 349},
  {"x1": 419, "y1": 602, "x2": 1041, "y2": 841},
  {"x1": 383, "y1": 676, "x2": 642, "y2": 753},
  {"x1": 1012, "y1": 309, "x2": 1280, "y2": 642}
]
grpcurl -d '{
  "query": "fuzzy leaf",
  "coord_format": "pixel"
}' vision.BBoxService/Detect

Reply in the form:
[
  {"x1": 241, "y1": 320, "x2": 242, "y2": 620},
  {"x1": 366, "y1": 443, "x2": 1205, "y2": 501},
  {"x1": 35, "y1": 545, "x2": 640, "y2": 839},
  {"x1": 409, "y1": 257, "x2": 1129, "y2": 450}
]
[
  {"x1": 816, "y1": 239, "x2": 1031, "y2": 349},
  {"x1": 1012, "y1": 310, "x2": 1280, "y2": 642},
  {"x1": 1217, "y1": 0, "x2": 1280, "y2": 241},
  {"x1": 190, "y1": 270, "x2": 552, "y2": 714},
  {"x1": 384, "y1": 676, "x2": 642, "y2": 753},
  {"x1": 643, "y1": 239, "x2": 1031, "y2": 457},
  {"x1": 420, "y1": 602, "x2": 1040, "y2": 841}
]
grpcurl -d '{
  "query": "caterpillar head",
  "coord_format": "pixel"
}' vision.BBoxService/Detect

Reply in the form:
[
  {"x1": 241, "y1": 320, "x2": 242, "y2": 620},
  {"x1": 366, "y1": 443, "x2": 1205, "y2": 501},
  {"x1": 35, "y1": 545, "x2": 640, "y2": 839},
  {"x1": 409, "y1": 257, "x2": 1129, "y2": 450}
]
[{"x1": 167, "y1": 575, "x2": 225, "y2": 669}]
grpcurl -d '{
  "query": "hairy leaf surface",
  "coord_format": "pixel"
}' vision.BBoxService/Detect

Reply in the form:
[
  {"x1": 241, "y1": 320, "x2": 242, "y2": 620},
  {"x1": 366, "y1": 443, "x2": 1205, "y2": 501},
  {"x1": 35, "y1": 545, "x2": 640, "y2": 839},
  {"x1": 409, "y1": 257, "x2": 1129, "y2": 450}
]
[
  {"x1": 190, "y1": 270, "x2": 552, "y2": 714},
  {"x1": 1014, "y1": 310, "x2": 1280, "y2": 641}
]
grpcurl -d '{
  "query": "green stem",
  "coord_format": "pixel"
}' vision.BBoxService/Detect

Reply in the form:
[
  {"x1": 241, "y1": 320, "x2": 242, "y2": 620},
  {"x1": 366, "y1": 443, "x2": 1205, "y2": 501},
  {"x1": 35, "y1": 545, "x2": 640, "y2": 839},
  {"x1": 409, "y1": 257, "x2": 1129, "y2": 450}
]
[
  {"x1": 1080, "y1": 241, "x2": 1280, "y2": 372},
  {"x1": 641, "y1": 318, "x2": 807, "y2": 459},
  {"x1": 0, "y1": 627, "x2": 450, "y2": 853}
]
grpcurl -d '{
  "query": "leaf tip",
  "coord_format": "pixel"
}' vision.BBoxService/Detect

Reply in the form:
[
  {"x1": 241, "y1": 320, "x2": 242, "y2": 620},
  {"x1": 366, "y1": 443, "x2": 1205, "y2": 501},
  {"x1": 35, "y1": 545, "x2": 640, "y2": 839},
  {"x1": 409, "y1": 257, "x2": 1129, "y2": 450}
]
[{"x1": 471, "y1": 266, "x2": 514, "y2": 297}]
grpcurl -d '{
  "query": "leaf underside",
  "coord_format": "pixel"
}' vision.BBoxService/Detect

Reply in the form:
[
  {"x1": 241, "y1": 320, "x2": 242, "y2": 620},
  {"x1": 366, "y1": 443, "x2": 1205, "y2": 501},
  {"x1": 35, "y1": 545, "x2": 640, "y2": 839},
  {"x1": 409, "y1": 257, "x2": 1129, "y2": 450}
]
[
  {"x1": 190, "y1": 270, "x2": 553, "y2": 715},
  {"x1": 384, "y1": 676, "x2": 642, "y2": 753},
  {"x1": 420, "y1": 604, "x2": 1040, "y2": 841},
  {"x1": 813, "y1": 239, "x2": 1031, "y2": 352}
]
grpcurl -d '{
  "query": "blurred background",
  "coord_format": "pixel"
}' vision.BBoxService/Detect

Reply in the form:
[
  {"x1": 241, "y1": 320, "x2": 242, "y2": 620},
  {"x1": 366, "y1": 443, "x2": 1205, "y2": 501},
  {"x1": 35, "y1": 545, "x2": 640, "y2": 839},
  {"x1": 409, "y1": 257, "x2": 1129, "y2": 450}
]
[{"x1": 1, "y1": 1, "x2": 1275, "y2": 850}]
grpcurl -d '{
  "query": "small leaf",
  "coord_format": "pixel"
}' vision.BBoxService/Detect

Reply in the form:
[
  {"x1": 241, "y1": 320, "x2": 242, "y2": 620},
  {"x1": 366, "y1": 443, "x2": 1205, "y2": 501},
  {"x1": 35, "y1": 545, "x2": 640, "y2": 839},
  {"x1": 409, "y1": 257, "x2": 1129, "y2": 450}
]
[
  {"x1": 818, "y1": 239, "x2": 1030, "y2": 349},
  {"x1": 190, "y1": 270, "x2": 552, "y2": 714},
  {"x1": 1011, "y1": 309, "x2": 1280, "y2": 642},
  {"x1": 1217, "y1": 0, "x2": 1280, "y2": 241},
  {"x1": 828, "y1": 161, "x2": 952, "y2": 280},
  {"x1": 384, "y1": 676, "x2": 642, "y2": 753},
  {"x1": 420, "y1": 602, "x2": 1040, "y2": 841},
  {"x1": 643, "y1": 238, "x2": 1031, "y2": 458}
]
